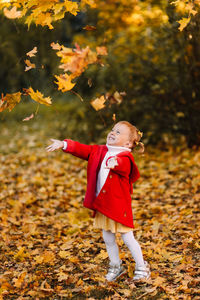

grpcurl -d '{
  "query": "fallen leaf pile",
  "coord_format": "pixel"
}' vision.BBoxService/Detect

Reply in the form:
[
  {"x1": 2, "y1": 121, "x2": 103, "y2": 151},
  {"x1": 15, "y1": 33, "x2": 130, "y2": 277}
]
[{"x1": 0, "y1": 135, "x2": 199, "y2": 299}]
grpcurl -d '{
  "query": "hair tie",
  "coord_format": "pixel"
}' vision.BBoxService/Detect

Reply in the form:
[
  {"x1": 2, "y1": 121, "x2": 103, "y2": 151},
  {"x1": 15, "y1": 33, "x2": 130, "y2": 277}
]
[{"x1": 138, "y1": 130, "x2": 143, "y2": 137}]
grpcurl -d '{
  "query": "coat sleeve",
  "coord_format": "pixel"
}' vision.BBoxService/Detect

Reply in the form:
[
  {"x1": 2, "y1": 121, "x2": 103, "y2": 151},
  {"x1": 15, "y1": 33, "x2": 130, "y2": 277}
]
[{"x1": 62, "y1": 139, "x2": 94, "y2": 161}]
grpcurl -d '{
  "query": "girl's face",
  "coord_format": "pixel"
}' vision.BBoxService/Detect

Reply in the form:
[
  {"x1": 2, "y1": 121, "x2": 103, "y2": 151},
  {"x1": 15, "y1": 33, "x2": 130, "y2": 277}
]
[{"x1": 107, "y1": 123, "x2": 132, "y2": 148}]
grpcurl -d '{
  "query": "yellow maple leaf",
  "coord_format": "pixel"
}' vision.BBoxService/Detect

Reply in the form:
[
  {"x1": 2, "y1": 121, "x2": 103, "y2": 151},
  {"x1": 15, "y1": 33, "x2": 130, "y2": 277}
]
[
  {"x1": 27, "y1": 87, "x2": 52, "y2": 106},
  {"x1": 90, "y1": 95, "x2": 106, "y2": 111},
  {"x1": 177, "y1": 17, "x2": 191, "y2": 31},
  {"x1": 4, "y1": 6, "x2": 21, "y2": 19},
  {"x1": 55, "y1": 74, "x2": 76, "y2": 92}
]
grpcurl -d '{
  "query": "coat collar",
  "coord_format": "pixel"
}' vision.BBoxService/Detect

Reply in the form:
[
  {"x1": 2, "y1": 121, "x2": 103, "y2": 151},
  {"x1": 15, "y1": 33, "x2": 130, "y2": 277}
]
[{"x1": 106, "y1": 144, "x2": 131, "y2": 153}]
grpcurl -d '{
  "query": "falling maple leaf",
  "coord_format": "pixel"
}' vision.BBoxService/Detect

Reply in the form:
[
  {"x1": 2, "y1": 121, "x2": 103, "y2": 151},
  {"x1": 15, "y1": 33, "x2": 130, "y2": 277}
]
[
  {"x1": 54, "y1": 74, "x2": 76, "y2": 92},
  {"x1": 83, "y1": 25, "x2": 96, "y2": 31},
  {"x1": 50, "y1": 42, "x2": 62, "y2": 50},
  {"x1": 106, "y1": 91, "x2": 124, "y2": 105},
  {"x1": 96, "y1": 46, "x2": 108, "y2": 56},
  {"x1": 0, "y1": 92, "x2": 22, "y2": 112},
  {"x1": 88, "y1": 78, "x2": 92, "y2": 87},
  {"x1": 113, "y1": 91, "x2": 123, "y2": 104},
  {"x1": 3, "y1": 6, "x2": 21, "y2": 19},
  {"x1": 22, "y1": 113, "x2": 34, "y2": 122},
  {"x1": 24, "y1": 59, "x2": 36, "y2": 71},
  {"x1": 177, "y1": 17, "x2": 191, "y2": 31},
  {"x1": 90, "y1": 95, "x2": 106, "y2": 111},
  {"x1": 112, "y1": 113, "x2": 116, "y2": 121},
  {"x1": 26, "y1": 87, "x2": 52, "y2": 106},
  {"x1": 26, "y1": 47, "x2": 38, "y2": 57}
]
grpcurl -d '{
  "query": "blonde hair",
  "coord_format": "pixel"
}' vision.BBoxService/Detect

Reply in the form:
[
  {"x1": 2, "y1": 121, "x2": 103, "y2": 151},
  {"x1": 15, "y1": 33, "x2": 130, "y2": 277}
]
[{"x1": 116, "y1": 121, "x2": 145, "y2": 153}]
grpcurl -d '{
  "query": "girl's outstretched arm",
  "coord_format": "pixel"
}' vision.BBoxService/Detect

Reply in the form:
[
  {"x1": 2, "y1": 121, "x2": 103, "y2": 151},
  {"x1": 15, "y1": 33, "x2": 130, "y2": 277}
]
[
  {"x1": 62, "y1": 139, "x2": 94, "y2": 161},
  {"x1": 46, "y1": 138, "x2": 95, "y2": 161},
  {"x1": 46, "y1": 139, "x2": 64, "y2": 152}
]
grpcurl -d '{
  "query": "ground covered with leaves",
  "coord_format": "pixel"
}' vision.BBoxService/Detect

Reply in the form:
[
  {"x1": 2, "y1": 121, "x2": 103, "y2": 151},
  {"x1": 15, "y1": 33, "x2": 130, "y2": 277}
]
[{"x1": 0, "y1": 126, "x2": 200, "y2": 299}]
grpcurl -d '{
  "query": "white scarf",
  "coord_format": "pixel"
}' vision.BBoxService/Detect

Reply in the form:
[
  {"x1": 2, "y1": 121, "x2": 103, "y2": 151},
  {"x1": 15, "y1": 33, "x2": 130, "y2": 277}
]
[{"x1": 96, "y1": 144, "x2": 131, "y2": 196}]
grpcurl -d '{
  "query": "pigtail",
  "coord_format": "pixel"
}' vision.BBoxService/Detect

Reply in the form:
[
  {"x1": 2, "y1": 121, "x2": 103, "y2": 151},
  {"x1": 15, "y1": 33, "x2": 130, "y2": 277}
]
[
  {"x1": 134, "y1": 141, "x2": 145, "y2": 154},
  {"x1": 133, "y1": 130, "x2": 145, "y2": 154}
]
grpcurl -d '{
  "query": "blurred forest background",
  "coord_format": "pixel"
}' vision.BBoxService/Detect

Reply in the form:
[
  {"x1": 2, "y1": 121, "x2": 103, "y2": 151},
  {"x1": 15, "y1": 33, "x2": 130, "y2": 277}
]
[{"x1": 0, "y1": 0, "x2": 200, "y2": 147}]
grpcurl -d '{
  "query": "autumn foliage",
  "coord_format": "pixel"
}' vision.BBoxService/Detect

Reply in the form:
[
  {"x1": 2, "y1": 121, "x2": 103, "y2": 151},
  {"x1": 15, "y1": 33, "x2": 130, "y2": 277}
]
[
  {"x1": 0, "y1": 2, "x2": 200, "y2": 296},
  {"x1": 0, "y1": 0, "x2": 199, "y2": 111}
]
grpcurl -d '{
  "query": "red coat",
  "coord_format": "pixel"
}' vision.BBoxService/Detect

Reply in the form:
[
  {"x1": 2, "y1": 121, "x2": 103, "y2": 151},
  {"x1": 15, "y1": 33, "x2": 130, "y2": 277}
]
[{"x1": 63, "y1": 139, "x2": 140, "y2": 228}]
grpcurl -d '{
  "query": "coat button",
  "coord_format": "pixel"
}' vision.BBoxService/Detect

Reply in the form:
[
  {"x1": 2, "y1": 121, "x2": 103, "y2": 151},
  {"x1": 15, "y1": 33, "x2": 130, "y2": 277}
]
[
  {"x1": 124, "y1": 212, "x2": 127, "y2": 217},
  {"x1": 109, "y1": 175, "x2": 112, "y2": 179},
  {"x1": 102, "y1": 189, "x2": 106, "y2": 193}
]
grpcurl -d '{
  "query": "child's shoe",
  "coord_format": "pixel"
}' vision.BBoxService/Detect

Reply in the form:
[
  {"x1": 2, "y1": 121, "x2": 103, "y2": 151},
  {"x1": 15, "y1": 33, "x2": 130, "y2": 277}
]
[
  {"x1": 106, "y1": 261, "x2": 125, "y2": 282},
  {"x1": 133, "y1": 261, "x2": 151, "y2": 281}
]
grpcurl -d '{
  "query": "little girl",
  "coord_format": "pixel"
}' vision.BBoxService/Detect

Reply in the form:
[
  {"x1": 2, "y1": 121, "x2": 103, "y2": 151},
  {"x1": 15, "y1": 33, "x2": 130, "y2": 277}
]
[{"x1": 46, "y1": 121, "x2": 150, "y2": 282}]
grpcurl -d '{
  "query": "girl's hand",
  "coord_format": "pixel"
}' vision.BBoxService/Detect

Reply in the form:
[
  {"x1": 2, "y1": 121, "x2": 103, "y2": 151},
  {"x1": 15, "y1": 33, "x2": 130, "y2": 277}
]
[
  {"x1": 46, "y1": 139, "x2": 64, "y2": 152},
  {"x1": 105, "y1": 156, "x2": 118, "y2": 169}
]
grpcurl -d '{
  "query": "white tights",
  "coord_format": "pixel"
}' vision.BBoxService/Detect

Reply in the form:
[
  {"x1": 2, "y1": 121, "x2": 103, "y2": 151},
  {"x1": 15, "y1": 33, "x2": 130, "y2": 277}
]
[{"x1": 102, "y1": 229, "x2": 145, "y2": 267}]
